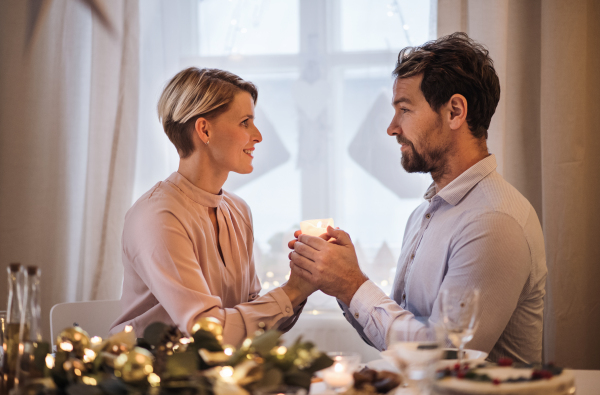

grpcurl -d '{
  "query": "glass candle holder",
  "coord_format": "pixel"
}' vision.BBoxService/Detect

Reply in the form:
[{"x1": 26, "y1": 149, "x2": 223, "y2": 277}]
[{"x1": 322, "y1": 352, "x2": 360, "y2": 392}]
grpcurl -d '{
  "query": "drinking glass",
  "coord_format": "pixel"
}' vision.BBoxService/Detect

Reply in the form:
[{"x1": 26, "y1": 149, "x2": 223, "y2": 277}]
[
  {"x1": 387, "y1": 322, "x2": 445, "y2": 395},
  {"x1": 440, "y1": 288, "x2": 480, "y2": 369},
  {"x1": 322, "y1": 352, "x2": 360, "y2": 392}
]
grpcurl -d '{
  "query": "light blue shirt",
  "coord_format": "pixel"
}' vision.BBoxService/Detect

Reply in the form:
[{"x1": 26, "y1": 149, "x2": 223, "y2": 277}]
[{"x1": 341, "y1": 154, "x2": 547, "y2": 363}]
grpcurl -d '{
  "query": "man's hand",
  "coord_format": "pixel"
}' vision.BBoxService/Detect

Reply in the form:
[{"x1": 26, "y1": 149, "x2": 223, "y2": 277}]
[{"x1": 288, "y1": 226, "x2": 368, "y2": 306}]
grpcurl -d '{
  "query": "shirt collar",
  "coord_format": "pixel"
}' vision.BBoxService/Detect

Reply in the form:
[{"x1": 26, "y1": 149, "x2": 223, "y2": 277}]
[
  {"x1": 422, "y1": 154, "x2": 497, "y2": 206},
  {"x1": 166, "y1": 172, "x2": 224, "y2": 208}
]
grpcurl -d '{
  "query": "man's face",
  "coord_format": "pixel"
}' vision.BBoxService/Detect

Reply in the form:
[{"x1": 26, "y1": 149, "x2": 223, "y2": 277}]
[{"x1": 387, "y1": 75, "x2": 450, "y2": 175}]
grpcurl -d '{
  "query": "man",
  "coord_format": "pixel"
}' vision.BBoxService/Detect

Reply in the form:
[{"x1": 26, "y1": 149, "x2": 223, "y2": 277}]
[{"x1": 288, "y1": 33, "x2": 547, "y2": 363}]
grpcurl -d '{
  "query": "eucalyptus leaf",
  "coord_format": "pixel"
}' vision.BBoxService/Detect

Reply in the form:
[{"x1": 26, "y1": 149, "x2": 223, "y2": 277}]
[
  {"x1": 250, "y1": 330, "x2": 281, "y2": 356},
  {"x1": 305, "y1": 353, "x2": 333, "y2": 374},
  {"x1": 163, "y1": 351, "x2": 199, "y2": 381},
  {"x1": 255, "y1": 367, "x2": 283, "y2": 391},
  {"x1": 283, "y1": 370, "x2": 312, "y2": 390}
]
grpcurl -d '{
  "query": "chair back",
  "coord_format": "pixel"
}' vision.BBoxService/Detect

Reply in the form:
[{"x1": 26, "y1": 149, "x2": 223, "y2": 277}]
[{"x1": 50, "y1": 300, "x2": 121, "y2": 348}]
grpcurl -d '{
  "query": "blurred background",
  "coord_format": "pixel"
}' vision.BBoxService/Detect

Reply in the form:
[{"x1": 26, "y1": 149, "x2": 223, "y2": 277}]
[{"x1": 0, "y1": 0, "x2": 599, "y2": 368}]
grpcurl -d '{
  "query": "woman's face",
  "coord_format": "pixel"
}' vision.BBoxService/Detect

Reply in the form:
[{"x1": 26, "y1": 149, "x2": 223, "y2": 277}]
[{"x1": 207, "y1": 91, "x2": 262, "y2": 175}]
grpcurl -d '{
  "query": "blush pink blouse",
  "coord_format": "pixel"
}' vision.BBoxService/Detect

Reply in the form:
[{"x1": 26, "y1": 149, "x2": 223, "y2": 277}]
[{"x1": 110, "y1": 172, "x2": 301, "y2": 345}]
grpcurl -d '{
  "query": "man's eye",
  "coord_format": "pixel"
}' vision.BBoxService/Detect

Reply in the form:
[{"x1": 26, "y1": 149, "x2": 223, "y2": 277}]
[{"x1": 401, "y1": 108, "x2": 409, "y2": 113}]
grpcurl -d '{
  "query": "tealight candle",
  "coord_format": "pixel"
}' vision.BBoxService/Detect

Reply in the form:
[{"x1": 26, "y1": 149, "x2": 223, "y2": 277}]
[
  {"x1": 323, "y1": 362, "x2": 353, "y2": 388},
  {"x1": 322, "y1": 352, "x2": 360, "y2": 391},
  {"x1": 300, "y1": 218, "x2": 334, "y2": 237}
]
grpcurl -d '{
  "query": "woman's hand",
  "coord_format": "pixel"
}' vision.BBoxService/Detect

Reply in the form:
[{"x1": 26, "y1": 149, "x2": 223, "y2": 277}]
[{"x1": 281, "y1": 268, "x2": 318, "y2": 306}]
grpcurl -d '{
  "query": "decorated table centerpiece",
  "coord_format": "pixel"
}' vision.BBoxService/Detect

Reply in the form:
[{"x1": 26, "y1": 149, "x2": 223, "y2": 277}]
[{"x1": 16, "y1": 318, "x2": 334, "y2": 395}]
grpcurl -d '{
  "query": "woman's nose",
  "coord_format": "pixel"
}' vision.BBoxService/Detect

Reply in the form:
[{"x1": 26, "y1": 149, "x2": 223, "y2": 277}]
[{"x1": 253, "y1": 125, "x2": 263, "y2": 143}]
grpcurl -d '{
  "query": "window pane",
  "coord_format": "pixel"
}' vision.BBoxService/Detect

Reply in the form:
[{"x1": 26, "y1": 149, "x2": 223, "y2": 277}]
[
  {"x1": 340, "y1": 0, "x2": 432, "y2": 52},
  {"x1": 198, "y1": 0, "x2": 300, "y2": 56}
]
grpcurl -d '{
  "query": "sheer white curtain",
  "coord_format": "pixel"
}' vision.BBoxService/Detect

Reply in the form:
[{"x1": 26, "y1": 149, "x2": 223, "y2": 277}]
[{"x1": 0, "y1": 0, "x2": 139, "y2": 339}]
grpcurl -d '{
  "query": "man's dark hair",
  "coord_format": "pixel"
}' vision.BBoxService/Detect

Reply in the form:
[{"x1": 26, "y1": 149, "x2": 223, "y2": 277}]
[{"x1": 393, "y1": 32, "x2": 500, "y2": 140}]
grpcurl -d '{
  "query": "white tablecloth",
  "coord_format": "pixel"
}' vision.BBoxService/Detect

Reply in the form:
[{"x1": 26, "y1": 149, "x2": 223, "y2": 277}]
[{"x1": 310, "y1": 364, "x2": 600, "y2": 395}]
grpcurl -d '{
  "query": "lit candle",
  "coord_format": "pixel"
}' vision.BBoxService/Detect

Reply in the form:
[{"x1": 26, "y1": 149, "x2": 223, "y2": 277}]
[
  {"x1": 300, "y1": 218, "x2": 334, "y2": 237},
  {"x1": 323, "y1": 362, "x2": 353, "y2": 388}
]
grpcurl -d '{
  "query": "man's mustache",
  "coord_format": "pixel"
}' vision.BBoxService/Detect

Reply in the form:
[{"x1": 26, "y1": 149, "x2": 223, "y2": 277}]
[{"x1": 396, "y1": 135, "x2": 413, "y2": 146}]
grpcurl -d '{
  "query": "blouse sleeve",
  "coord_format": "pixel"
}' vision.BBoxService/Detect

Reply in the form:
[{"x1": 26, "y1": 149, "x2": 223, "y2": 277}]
[{"x1": 124, "y1": 207, "x2": 298, "y2": 346}]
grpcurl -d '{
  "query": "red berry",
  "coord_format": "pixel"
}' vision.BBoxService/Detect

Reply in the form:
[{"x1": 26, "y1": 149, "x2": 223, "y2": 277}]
[
  {"x1": 463, "y1": 363, "x2": 470, "y2": 370},
  {"x1": 498, "y1": 358, "x2": 513, "y2": 367},
  {"x1": 457, "y1": 371, "x2": 466, "y2": 379},
  {"x1": 454, "y1": 363, "x2": 461, "y2": 371},
  {"x1": 493, "y1": 378, "x2": 501, "y2": 385}
]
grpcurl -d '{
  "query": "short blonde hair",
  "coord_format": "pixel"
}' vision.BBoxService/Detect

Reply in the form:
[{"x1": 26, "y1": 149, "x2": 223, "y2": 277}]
[{"x1": 157, "y1": 67, "x2": 258, "y2": 158}]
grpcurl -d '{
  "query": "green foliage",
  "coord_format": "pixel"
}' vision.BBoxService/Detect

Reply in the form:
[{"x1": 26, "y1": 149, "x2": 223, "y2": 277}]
[{"x1": 162, "y1": 351, "x2": 200, "y2": 381}]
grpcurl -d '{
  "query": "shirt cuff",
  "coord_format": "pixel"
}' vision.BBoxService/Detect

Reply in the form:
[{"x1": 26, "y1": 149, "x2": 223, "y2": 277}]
[
  {"x1": 268, "y1": 286, "x2": 295, "y2": 317},
  {"x1": 348, "y1": 280, "x2": 389, "y2": 327}
]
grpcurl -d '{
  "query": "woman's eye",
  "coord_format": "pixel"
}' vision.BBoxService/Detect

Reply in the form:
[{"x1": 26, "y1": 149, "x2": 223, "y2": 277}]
[{"x1": 241, "y1": 119, "x2": 248, "y2": 126}]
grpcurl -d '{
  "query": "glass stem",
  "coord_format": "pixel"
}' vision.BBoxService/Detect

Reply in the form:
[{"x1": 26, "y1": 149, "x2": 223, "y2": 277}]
[{"x1": 458, "y1": 342, "x2": 465, "y2": 369}]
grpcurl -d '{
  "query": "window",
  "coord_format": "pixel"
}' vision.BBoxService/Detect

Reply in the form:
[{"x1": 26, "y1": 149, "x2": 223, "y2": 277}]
[{"x1": 136, "y1": 0, "x2": 436, "y2": 311}]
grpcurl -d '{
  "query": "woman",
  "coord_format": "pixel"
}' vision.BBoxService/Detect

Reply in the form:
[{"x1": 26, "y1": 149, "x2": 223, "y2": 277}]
[{"x1": 110, "y1": 68, "x2": 315, "y2": 345}]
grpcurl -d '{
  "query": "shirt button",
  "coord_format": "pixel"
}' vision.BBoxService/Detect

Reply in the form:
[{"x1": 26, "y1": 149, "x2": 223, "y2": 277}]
[
  {"x1": 410, "y1": 253, "x2": 415, "y2": 260},
  {"x1": 402, "y1": 294, "x2": 406, "y2": 301},
  {"x1": 354, "y1": 312, "x2": 360, "y2": 319},
  {"x1": 285, "y1": 307, "x2": 291, "y2": 313},
  {"x1": 425, "y1": 213, "x2": 431, "y2": 219}
]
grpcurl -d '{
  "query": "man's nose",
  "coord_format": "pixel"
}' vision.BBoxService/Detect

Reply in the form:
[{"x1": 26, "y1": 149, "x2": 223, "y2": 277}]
[{"x1": 387, "y1": 119, "x2": 399, "y2": 136}]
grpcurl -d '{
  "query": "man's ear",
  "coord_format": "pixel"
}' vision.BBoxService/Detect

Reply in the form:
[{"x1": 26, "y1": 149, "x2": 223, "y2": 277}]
[
  {"x1": 447, "y1": 94, "x2": 468, "y2": 130},
  {"x1": 194, "y1": 117, "x2": 210, "y2": 145}
]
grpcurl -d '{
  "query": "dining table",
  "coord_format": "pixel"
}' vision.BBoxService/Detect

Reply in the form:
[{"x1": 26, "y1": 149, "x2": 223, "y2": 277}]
[{"x1": 309, "y1": 360, "x2": 600, "y2": 395}]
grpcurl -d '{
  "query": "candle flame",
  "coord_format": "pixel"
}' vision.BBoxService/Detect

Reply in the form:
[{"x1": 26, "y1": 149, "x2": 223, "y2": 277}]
[
  {"x1": 334, "y1": 362, "x2": 344, "y2": 372},
  {"x1": 316, "y1": 221, "x2": 322, "y2": 228}
]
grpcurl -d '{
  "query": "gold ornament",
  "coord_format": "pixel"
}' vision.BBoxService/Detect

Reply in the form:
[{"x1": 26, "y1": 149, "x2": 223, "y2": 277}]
[
  {"x1": 114, "y1": 347, "x2": 154, "y2": 383},
  {"x1": 192, "y1": 317, "x2": 223, "y2": 338},
  {"x1": 56, "y1": 327, "x2": 91, "y2": 358}
]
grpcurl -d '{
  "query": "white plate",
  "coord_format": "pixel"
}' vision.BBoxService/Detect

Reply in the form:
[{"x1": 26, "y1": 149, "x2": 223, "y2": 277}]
[{"x1": 378, "y1": 348, "x2": 488, "y2": 372}]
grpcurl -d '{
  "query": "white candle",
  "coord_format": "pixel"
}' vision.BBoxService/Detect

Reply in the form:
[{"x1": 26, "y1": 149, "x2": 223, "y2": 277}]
[
  {"x1": 323, "y1": 363, "x2": 353, "y2": 388},
  {"x1": 300, "y1": 218, "x2": 334, "y2": 237}
]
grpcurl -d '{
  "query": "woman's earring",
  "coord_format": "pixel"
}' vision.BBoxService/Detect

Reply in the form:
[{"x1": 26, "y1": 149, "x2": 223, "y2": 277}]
[{"x1": 205, "y1": 140, "x2": 209, "y2": 145}]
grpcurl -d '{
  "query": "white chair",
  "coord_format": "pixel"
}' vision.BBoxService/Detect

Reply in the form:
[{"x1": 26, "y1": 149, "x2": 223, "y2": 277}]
[{"x1": 49, "y1": 300, "x2": 121, "y2": 348}]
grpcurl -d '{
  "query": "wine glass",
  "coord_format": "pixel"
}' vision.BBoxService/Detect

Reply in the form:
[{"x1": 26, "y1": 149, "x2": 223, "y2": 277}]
[
  {"x1": 440, "y1": 288, "x2": 480, "y2": 369},
  {"x1": 387, "y1": 321, "x2": 445, "y2": 394}
]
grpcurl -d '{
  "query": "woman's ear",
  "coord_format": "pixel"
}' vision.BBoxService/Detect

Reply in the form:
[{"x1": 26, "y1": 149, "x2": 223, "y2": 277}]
[
  {"x1": 194, "y1": 117, "x2": 210, "y2": 145},
  {"x1": 447, "y1": 94, "x2": 468, "y2": 130}
]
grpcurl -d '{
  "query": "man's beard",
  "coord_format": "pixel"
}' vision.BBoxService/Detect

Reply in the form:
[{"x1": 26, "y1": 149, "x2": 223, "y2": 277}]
[{"x1": 396, "y1": 128, "x2": 449, "y2": 176}]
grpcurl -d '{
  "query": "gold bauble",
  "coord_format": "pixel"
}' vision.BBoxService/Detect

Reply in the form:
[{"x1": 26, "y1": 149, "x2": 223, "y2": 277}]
[
  {"x1": 114, "y1": 347, "x2": 154, "y2": 383},
  {"x1": 192, "y1": 317, "x2": 223, "y2": 338},
  {"x1": 57, "y1": 327, "x2": 91, "y2": 358}
]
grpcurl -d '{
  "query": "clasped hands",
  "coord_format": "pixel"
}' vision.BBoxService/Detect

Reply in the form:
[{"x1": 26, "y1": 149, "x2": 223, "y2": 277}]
[{"x1": 284, "y1": 226, "x2": 368, "y2": 306}]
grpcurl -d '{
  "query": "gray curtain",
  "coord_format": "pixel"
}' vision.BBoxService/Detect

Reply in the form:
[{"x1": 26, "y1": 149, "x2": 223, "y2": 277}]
[
  {"x1": 438, "y1": 0, "x2": 600, "y2": 369},
  {"x1": 0, "y1": 0, "x2": 139, "y2": 339}
]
